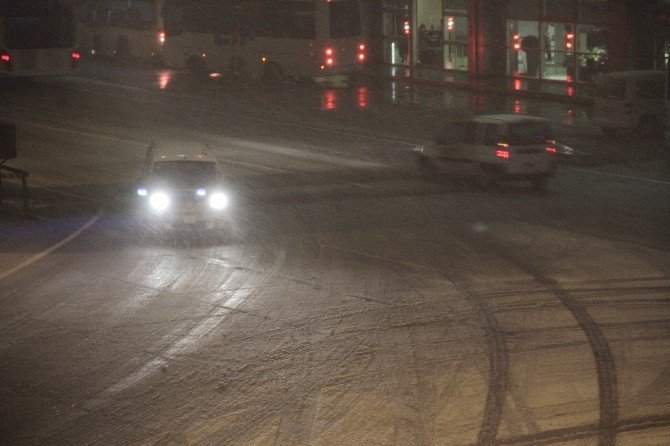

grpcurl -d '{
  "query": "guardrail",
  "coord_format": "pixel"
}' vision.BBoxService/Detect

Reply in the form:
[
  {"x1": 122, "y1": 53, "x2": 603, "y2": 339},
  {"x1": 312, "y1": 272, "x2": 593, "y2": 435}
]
[{"x1": 0, "y1": 162, "x2": 29, "y2": 210}]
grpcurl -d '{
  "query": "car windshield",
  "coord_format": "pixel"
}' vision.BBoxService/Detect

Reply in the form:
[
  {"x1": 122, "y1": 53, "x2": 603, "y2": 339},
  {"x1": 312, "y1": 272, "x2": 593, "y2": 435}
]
[
  {"x1": 150, "y1": 160, "x2": 218, "y2": 188},
  {"x1": 2, "y1": 2, "x2": 669, "y2": 446}
]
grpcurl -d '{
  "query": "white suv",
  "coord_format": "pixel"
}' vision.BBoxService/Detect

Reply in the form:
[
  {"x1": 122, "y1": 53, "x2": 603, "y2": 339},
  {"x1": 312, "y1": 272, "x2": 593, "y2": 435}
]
[
  {"x1": 414, "y1": 114, "x2": 557, "y2": 189},
  {"x1": 136, "y1": 142, "x2": 230, "y2": 230}
]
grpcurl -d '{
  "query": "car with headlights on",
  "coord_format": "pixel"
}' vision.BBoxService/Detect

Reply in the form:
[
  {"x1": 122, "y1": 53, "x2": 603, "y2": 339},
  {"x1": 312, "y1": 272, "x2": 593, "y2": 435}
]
[
  {"x1": 136, "y1": 142, "x2": 230, "y2": 230},
  {"x1": 414, "y1": 114, "x2": 558, "y2": 189}
]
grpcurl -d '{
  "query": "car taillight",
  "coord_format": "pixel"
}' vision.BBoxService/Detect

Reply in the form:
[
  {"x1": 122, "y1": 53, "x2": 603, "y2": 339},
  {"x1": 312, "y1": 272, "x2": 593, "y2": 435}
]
[
  {"x1": 324, "y1": 47, "x2": 334, "y2": 67},
  {"x1": 158, "y1": 30, "x2": 166, "y2": 45},
  {"x1": 546, "y1": 147, "x2": 557, "y2": 153},
  {"x1": 71, "y1": 50, "x2": 81, "y2": 68},
  {"x1": 1, "y1": 50, "x2": 12, "y2": 71},
  {"x1": 496, "y1": 143, "x2": 510, "y2": 159},
  {"x1": 357, "y1": 43, "x2": 366, "y2": 63}
]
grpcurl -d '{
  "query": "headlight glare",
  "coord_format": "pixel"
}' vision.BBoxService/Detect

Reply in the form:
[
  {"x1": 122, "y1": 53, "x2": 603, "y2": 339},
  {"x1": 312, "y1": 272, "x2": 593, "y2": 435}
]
[
  {"x1": 149, "y1": 192, "x2": 170, "y2": 212},
  {"x1": 209, "y1": 192, "x2": 228, "y2": 210}
]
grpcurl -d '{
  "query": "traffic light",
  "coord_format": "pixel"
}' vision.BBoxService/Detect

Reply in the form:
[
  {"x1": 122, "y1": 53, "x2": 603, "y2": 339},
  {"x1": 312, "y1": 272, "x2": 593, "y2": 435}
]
[
  {"x1": 513, "y1": 34, "x2": 521, "y2": 51},
  {"x1": 403, "y1": 21, "x2": 410, "y2": 36},
  {"x1": 565, "y1": 32, "x2": 574, "y2": 49},
  {"x1": 447, "y1": 17, "x2": 454, "y2": 31}
]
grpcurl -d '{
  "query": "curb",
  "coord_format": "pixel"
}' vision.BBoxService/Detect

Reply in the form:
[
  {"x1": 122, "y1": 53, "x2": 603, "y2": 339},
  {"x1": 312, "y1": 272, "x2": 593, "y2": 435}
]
[{"x1": 365, "y1": 72, "x2": 595, "y2": 107}]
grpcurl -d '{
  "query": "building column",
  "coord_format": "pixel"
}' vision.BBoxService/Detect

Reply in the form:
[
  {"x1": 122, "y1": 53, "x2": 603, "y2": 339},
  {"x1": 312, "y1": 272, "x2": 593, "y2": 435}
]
[
  {"x1": 468, "y1": 0, "x2": 507, "y2": 79},
  {"x1": 607, "y1": 0, "x2": 628, "y2": 71},
  {"x1": 627, "y1": 0, "x2": 659, "y2": 69},
  {"x1": 607, "y1": 0, "x2": 659, "y2": 72},
  {"x1": 467, "y1": 0, "x2": 481, "y2": 78}
]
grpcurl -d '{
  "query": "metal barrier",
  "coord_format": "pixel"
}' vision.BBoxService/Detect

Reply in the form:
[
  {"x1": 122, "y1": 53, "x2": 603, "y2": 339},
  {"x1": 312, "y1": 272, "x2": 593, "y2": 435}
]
[
  {"x1": 0, "y1": 162, "x2": 29, "y2": 210},
  {"x1": 0, "y1": 121, "x2": 29, "y2": 210}
]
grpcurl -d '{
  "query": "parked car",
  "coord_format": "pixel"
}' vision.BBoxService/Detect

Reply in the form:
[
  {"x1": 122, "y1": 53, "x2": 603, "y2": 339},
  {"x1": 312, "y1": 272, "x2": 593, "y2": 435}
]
[
  {"x1": 414, "y1": 114, "x2": 557, "y2": 189},
  {"x1": 592, "y1": 70, "x2": 668, "y2": 140}
]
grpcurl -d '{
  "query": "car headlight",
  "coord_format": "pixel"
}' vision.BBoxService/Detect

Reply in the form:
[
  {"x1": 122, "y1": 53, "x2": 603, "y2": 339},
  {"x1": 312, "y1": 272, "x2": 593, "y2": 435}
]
[
  {"x1": 208, "y1": 192, "x2": 228, "y2": 210},
  {"x1": 149, "y1": 192, "x2": 170, "y2": 212}
]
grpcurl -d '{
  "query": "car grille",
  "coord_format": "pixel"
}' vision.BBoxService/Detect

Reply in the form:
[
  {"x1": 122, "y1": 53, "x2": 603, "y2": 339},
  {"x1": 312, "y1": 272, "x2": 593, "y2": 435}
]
[{"x1": 173, "y1": 191, "x2": 207, "y2": 212}]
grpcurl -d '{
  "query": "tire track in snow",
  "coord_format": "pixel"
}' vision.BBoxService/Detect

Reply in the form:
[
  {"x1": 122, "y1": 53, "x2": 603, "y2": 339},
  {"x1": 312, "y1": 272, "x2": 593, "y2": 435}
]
[{"x1": 482, "y1": 235, "x2": 619, "y2": 446}]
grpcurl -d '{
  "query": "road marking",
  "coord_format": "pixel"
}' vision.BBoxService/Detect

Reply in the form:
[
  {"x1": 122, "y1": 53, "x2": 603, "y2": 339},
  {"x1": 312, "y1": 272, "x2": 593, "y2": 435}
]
[
  {"x1": 575, "y1": 168, "x2": 670, "y2": 185},
  {"x1": 94, "y1": 288, "x2": 253, "y2": 400},
  {"x1": 0, "y1": 211, "x2": 102, "y2": 282}
]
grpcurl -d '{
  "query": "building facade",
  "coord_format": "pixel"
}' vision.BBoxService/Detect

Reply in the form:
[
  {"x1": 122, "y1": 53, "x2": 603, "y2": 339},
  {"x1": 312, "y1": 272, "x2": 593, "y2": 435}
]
[{"x1": 368, "y1": 0, "x2": 669, "y2": 85}]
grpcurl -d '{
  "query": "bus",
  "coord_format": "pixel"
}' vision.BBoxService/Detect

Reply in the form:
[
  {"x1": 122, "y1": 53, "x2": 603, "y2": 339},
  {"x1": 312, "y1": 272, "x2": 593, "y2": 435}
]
[
  {"x1": 78, "y1": 0, "x2": 367, "y2": 81},
  {"x1": 0, "y1": 0, "x2": 81, "y2": 76}
]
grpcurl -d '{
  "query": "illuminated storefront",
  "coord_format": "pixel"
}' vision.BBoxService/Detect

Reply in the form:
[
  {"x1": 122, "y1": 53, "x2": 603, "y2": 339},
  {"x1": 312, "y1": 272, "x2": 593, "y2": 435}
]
[
  {"x1": 381, "y1": 0, "x2": 469, "y2": 71},
  {"x1": 374, "y1": 0, "x2": 665, "y2": 88},
  {"x1": 382, "y1": 0, "x2": 411, "y2": 66},
  {"x1": 507, "y1": 0, "x2": 608, "y2": 82}
]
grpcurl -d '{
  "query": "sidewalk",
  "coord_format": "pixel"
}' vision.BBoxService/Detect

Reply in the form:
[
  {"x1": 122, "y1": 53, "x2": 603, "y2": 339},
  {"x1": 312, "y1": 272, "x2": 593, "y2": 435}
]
[{"x1": 364, "y1": 65, "x2": 596, "y2": 106}]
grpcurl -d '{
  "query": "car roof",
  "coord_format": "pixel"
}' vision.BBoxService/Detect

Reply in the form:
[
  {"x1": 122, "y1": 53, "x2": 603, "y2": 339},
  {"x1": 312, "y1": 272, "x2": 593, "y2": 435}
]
[
  {"x1": 599, "y1": 70, "x2": 665, "y2": 81},
  {"x1": 467, "y1": 114, "x2": 549, "y2": 125},
  {"x1": 149, "y1": 142, "x2": 218, "y2": 163}
]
